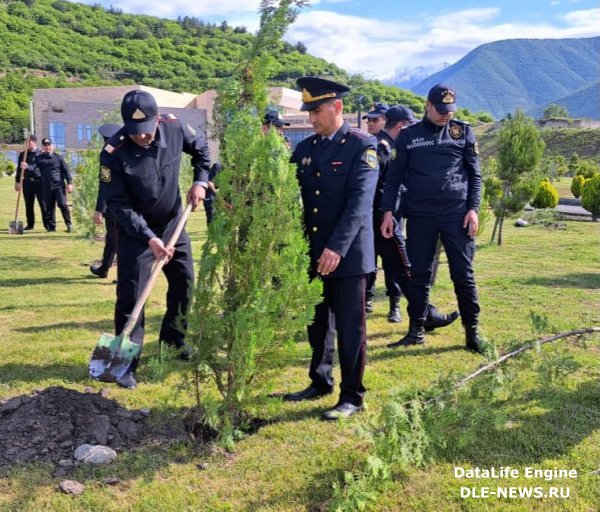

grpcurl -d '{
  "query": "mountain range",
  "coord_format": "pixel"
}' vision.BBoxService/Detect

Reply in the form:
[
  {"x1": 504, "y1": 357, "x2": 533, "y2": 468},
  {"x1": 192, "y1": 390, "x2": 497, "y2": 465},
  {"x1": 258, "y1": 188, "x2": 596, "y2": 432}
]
[{"x1": 410, "y1": 37, "x2": 600, "y2": 120}]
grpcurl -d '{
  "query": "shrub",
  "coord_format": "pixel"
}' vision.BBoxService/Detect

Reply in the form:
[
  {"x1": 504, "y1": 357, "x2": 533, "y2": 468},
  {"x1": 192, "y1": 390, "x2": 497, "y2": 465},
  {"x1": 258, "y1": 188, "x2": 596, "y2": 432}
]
[
  {"x1": 581, "y1": 174, "x2": 600, "y2": 220},
  {"x1": 571, "y1": 175, "x2": 585, "y2": 198},
  {"x1": 531, "y1": 178, "x2": 559, "y2": 209}
]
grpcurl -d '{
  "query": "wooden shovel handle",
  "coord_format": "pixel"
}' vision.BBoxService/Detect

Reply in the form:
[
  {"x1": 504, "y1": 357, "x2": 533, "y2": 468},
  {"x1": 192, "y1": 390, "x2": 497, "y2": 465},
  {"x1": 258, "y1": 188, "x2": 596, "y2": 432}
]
[
  {"x1": 122, "y1": 203, "x2": 193, "y2": 336},
  {"x1": 14, "y1": 136, "x2": 30, "y2": 223}
]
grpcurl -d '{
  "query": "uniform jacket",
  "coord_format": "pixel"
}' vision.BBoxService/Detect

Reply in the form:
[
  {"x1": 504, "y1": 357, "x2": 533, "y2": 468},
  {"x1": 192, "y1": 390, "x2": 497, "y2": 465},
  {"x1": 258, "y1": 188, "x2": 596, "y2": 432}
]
[
  {"x1": 99, "y1": 114, "x2": 210, "y2": 243},
  {"x1": 382, "y1": 116, "x2": 481, "y2": 218},
  {"x1": 15, "y1": 149, "x2": 42, "y2": 182},
  {"x1": 36, "y1": 152, "x2": 72, "y2": 190},
  {"x1": 292, "y1": 120, "x2": 378, "y2": 278}
]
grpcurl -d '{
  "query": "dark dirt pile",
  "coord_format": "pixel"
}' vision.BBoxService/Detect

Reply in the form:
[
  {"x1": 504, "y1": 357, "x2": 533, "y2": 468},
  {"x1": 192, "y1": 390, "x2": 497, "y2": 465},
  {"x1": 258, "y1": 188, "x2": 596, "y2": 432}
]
[{"x1": 0, "y1": 386, "x2": 148, "y2": 467}]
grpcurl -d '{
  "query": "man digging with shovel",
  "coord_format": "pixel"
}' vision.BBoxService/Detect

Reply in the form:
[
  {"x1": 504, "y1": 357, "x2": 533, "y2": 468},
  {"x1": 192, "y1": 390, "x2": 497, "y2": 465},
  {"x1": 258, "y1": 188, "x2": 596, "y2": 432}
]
[{"x1": 93, "y1": 90, "x2": 211, "y2": 389}]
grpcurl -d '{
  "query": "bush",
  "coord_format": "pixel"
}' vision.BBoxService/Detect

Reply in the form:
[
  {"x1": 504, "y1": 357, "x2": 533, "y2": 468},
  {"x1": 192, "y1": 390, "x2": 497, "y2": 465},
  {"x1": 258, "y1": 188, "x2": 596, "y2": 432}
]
[
  {"x1": 581, "y1": 174, "x2": 600, "y2": 220},
  {"x1": 531, "y1": 178, "x2": 559, "y2": 209},
  {"x1": 571, "y1": 175, "x2": 585, "y2": 198}
]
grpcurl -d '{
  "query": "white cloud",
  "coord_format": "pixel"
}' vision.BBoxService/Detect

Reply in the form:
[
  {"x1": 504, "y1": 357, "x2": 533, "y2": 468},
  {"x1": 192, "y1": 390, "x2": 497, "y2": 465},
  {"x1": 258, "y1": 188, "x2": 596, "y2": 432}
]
[{"x1": 285, "y1": 7, "x2": 600, "y2": 79}]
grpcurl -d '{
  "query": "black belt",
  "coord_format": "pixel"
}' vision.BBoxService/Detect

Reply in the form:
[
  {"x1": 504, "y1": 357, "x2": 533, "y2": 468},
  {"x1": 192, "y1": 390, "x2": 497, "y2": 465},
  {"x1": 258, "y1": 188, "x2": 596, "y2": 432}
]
[{"x1": 25, "y1": 176, "x2": 41, "y2": 182}]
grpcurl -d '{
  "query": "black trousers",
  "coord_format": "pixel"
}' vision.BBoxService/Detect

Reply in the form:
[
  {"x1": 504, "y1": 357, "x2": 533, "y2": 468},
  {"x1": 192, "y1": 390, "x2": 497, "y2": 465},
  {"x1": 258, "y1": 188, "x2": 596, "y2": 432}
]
[
  {"x1": 44, "y1": 186, "x2": 71, "y2": 230},
  {"x1": 307, "y1": 274, "x2": 367, "y2": 406},
  {"x1": 22, "y1": 178, "x2": 48, "y2": 229},
  {"x1": 114, "y1": 217, "x2": 194, "y2": 359},
  {"x1": 406, "y1": 215, "x2": 480, "y2": 327},
  {"x1": 203, "y1": 197, "x2": 215, "y2": 225},
  {"x1": 366, "y1": 214, "x2": 407, "y2": 300},
  {"x1": 99, "y1": 213, "x2": 117, "y2": 273}
]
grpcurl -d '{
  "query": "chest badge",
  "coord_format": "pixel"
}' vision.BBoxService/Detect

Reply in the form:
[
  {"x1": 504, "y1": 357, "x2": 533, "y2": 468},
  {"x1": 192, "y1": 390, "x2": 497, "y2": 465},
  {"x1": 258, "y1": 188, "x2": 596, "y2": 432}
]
[
  {"x1": 449, "y1": 124, "x2": 463, "y2": 139},
  {"x1": 301, "y1": 156, "x2": 312, "y2": 166}
]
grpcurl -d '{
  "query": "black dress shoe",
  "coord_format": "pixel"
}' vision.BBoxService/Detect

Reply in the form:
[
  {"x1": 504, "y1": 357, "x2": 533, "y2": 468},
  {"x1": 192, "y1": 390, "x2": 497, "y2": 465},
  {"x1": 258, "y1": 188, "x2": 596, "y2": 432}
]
[
  {"x1": 365, "y1": 299, "x2": 374, "y2": 314},
  {"x1": 89, "y1": 265, "x2": 108, "y2": 278},
  {"x1": 283, "y1": 385, "x2": 333, "y2": 402},
  {"x1": 424, "y1": 310, "x2": 459, "y2": 332},
  {"x1": 465, "y1": 325, "x2": 485, "y2": 354},
  {"x1": 322, "y1": 402, "x2": 362, "y2": 421},
  {"x1": 24, "y1": 226, "x2": 34, "y2": 231},
  {"x1": 387, "y1": 326, "x2": 425, "y2": 348}
]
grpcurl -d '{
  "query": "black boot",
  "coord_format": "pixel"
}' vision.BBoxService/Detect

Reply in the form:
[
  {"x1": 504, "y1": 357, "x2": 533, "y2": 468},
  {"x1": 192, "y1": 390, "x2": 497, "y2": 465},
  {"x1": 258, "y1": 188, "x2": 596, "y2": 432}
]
[
  {"x1": 424, "y1": 309, "x2": 459, "y2": 332},
  {"x1": 387, "y1": 297, "x2": 402, "y2": 323},
  {"x1": 465, "y1": 325, "x2": 485, "y2": 354},
  {"x1": 387, "y1": 325, "x2": 425, "y2": 348}
]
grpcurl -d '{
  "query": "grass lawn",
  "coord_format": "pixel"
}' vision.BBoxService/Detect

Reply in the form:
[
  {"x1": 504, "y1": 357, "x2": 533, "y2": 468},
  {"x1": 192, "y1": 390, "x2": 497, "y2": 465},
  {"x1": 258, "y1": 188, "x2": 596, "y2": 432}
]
[{"x1": 0, "y1": 176, "x2": 599, "y2": 511}]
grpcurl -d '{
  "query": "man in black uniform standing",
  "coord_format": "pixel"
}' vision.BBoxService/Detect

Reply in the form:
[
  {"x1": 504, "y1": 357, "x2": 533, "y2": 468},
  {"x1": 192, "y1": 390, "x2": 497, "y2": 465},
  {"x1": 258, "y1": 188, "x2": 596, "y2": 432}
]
[
  {"x1": 363, "y1": 102, "x2": 388, "y2": 313},
  {"x1": 284, "y1": 77, "x2": 378, "y2": 420},
  {"x1": 381, "y1": 85, "x2": 484, "y2": 353},
  {"x1": 90, "y1": 124, "x2": 121, "y2": 278},
  {"x1": 375, "y1": 106, "x2": 459, "y2": 329},
  {"x1": 37, "y1": 137, "x2": 73, "y2": 232},
  {"x1": 99, "y1": 90, "x2": 210, "y2": 388},
  {"x1": 14, "y1": 134, "x2": 48, "y2": 231}
]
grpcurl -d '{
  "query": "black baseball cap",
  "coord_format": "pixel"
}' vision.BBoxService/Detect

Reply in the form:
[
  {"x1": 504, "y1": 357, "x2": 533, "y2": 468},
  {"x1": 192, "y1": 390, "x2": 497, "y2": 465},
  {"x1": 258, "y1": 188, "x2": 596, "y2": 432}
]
[
  {"x1": 263, "y1": 109, "x2": 290, "y2": 128},
  {"x1": 297, "y1": 77, "x2": 350, "y2": 112},
  {"x1": 121, "y1": 90, "x2": 159, "y2": 134},
  {"x1": 427, "y1": 84, "x2": 457, "y2": 113},
  {"x1": 42, "y1": 137, "x2": 52, "y2": 145},
  {"x1": 98, "y1": 124, "x2": 121, "y2": 140},
  {"x1": 386, "y1": 105, "x2": 418, "y2": 124},
  {"x1": 362, "y1": 102, "x2": 389, "y2": 120}
]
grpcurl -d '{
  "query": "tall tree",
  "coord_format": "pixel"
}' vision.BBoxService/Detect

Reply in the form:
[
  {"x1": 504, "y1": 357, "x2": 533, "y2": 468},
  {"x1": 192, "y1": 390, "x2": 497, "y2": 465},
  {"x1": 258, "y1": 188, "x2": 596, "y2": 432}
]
[
  {"x1": 542, "y1": 103, "x2": 569, "y2": 119},
  {"x1": 490, "y1": 110, "x2": 545, "y2": 245},
  {"x1": 187, "y1": 0, "x2": 320, "y2": 449}
]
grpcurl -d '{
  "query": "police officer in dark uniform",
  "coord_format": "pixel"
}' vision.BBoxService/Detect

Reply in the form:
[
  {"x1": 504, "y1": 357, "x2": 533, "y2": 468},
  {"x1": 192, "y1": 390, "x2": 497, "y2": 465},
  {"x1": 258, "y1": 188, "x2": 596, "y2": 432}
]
[
  {"x1": 363, "y1": 103, "x2": 389, "y2": 313},
  {"x1": 376, "y1": 106, "x2": 459, "y2": 329},
  {"x1": 15, "y1": 134, "x2": 49, "y2": 231},
  {"x1": 284, "y1": 77, "x2": 378, "y2": 420},
  {"x1": 90, "y1": 124, "x2": 121, "y2": 278},
  {"x1": 381, "y1": 84, "x2": 484, "y2": 353},
  {"x1": 99, "y1": 90, "x2": 210, "y2": 388},
  {"x1": 37, "y1": 137, "x2": 73, "y2": 232}
]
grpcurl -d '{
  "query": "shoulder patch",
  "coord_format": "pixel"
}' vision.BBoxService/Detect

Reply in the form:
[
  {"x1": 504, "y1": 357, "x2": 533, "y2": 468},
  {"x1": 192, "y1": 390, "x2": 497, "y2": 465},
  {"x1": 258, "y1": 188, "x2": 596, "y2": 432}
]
[
  {"x1": 104, "y1": 144, "x2": 115, "y2": 154},
  {"x1": 449, "y1": 124, "x2": 463, "y2": 139},
  {"x1": 100, "y1": 166, "x2": 111, "y2": 183},
  {"x1": 391, "y1": 148, "x2": 397, "y2": 160},
  {"x1": 363, "y1": 148, "x2": 378, "y2": 169}
]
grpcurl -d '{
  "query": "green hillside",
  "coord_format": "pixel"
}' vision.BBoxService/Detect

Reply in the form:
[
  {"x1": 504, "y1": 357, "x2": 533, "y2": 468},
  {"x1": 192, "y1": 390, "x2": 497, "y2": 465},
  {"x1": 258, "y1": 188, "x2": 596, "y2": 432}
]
[
  {"x1": 477, "y1": 123, "x2": 600, "y2": 162},
  {"x1": 0, "y1": 0, "x2": 425, "y2": 142},
  {"x1": 412, "y1": 37, "x2": 600, "y2": 120}
]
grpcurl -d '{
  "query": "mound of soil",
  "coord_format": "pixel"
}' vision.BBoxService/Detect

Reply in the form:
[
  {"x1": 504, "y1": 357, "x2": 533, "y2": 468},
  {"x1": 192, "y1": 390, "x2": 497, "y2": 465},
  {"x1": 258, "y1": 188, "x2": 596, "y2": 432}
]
[{"x1": 0, "y1": 386, "x2": 149, "y2": 467}]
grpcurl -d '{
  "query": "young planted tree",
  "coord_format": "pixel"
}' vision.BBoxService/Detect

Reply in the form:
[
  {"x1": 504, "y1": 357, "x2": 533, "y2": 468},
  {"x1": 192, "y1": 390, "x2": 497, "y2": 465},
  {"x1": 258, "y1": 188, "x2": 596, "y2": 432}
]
[
  {"x1": 187, "y1": 0, "x2": 321, "y2": 448},
  {"x1": 571, "y1": 175, "x2": 585, "y2": 199},
  {"x1": 490, "y1": 110, "x2": 545, "y2": 245}
]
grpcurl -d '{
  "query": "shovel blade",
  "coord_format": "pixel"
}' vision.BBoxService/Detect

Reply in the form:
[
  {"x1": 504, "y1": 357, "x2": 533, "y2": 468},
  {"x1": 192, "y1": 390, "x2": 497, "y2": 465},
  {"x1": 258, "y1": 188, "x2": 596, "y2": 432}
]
[
  {"x1": 89, "y1": 332, "x2": 122, "y2": 380},
  {"x1": 107, "y1": 336, "x2": 142, "y2": 381},
  {"x1": 9, "y1": 221, "x2": 23, "y2": 235}
]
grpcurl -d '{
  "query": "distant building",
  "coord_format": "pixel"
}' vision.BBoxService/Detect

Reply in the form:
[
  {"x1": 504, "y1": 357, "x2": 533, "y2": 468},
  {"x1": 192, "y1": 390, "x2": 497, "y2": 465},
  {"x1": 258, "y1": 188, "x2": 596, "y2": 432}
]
[{"x1": 31, "y1": 84, "x2": 364, "y2": 156}]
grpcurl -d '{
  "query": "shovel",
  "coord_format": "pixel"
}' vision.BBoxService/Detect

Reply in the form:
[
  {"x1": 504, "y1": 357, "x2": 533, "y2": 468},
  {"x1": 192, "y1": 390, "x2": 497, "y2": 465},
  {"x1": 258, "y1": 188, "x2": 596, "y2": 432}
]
[
  {"x1": 9, "y1": 136, "x2": 30, "y2": 235},
  {"x1": 89, "y1": 203, "x2": 193, "y2": 382}
]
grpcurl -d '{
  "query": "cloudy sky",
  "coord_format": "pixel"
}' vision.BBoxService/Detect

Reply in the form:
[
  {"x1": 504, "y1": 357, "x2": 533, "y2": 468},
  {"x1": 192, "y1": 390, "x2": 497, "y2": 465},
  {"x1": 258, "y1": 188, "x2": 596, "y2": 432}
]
[{"x1": 73, "y1": 0, "x2": 600, "y2": 80}]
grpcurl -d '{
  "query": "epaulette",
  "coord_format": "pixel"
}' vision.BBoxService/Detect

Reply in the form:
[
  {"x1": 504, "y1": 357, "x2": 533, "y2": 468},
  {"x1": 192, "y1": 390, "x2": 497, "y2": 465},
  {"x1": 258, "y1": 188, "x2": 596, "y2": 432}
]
[
  {"x1": 348, "y1": 127, "x2": 371, "y2": 139},
  {"x1": 309, "y1": 133, "x2": 320, "y2": 146},
  {"x1": 450, "y1": 119, "x2": 470, "y2": 126},
  {"x1": 103, "y1": 135, "x2": 127, "y2": 155},
  {"x1": 160, "y1": 113, "x2": 178, "y2": 122}
]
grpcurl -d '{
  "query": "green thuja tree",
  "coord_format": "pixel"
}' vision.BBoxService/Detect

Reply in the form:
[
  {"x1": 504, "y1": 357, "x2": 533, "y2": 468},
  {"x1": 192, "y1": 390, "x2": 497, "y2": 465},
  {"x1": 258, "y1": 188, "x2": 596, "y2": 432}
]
[
  {"x1": 187, "y1": 0, "x2": 321, "y2": 449},
  {"x1": 581, "y1": 174, "x2": 600, "y2": 221},
  {"x1": 531, "y1": 178, "x2": 559, "y2": 209},
  {"x1": 571, "y1": 174, "x2": 585, "y2": 198}
]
